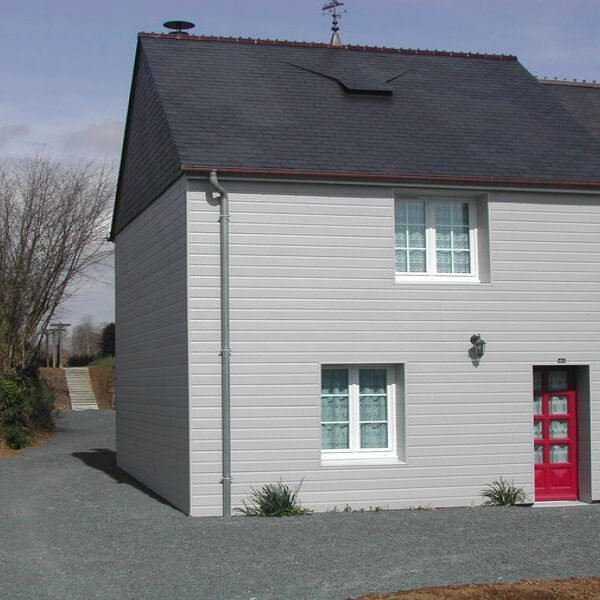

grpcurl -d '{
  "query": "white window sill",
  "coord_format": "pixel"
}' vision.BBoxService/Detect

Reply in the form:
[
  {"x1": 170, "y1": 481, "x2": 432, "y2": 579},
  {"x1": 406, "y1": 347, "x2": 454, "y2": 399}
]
[
  {"x1": 395, "y1": 274, "x2": 483, "y2": 284},
  {"x1": 321, "y1": 454, "x2": 403, "y2": 467}
]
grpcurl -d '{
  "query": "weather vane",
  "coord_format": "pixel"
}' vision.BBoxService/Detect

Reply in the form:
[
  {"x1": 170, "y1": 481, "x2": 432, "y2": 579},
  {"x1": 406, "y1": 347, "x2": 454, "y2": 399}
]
[{"x1": 322, "y1": 1, "x2": 346, "y2": 46}]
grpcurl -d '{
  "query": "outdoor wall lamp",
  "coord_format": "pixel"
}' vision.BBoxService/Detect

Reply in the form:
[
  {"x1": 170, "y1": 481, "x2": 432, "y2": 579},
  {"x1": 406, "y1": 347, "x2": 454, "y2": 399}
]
[{"x1": 470, "y1": 334, "x2": 486, "y2": 358}]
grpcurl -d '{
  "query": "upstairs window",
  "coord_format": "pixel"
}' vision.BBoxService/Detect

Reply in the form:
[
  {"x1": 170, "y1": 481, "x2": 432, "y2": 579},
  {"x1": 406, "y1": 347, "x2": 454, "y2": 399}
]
[{"x1": 394, "y1": 198, "x2": 478, "y2": 280}]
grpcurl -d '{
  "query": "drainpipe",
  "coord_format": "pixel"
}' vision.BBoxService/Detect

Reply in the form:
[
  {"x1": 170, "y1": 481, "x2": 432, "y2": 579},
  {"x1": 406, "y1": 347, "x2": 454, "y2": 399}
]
[{"x1": 209, "y1": 170, "x2": 232, "y2": 517}]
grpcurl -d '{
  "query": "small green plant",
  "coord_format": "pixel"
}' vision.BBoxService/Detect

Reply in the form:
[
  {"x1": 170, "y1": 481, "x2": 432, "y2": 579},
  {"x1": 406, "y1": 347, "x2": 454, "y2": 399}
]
[
  {"x1": 327, "y1": 504, "x2": 385, "y2": 513},
  {"x1": 482, "y1": 477, "x2": 527, "y2": 506},
  {"x1": 412, "y1": 503, "x2": 435, "y2": 511},
  {"x1": 236, "y1": 480, "x2": 313, "y2": 517}
]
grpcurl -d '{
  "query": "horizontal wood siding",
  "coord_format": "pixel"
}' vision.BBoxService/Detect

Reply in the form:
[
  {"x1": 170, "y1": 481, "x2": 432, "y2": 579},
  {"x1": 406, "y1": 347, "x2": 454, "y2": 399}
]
[
  {"x1": 116, "y1": 178, "x2": 190, "y2": 513},
  {"x1": 188, "y1": 183, "x2": 600, "y2": 516}
]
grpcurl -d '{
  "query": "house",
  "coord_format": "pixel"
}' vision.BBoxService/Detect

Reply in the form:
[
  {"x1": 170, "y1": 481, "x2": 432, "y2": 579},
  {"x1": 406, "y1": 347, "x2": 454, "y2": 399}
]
[{"x1": 111, "y1": 29, "x2": 600, "y2": 517}]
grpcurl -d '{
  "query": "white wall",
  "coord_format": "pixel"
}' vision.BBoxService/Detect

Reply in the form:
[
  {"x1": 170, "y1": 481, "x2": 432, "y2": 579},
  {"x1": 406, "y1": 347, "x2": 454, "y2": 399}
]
[
  {"x1": 187, "y1": 181, "x2": 600, "y2": 516},
  {"x1": 115, "y1": 177, "x2": 190, "y2": 513}
]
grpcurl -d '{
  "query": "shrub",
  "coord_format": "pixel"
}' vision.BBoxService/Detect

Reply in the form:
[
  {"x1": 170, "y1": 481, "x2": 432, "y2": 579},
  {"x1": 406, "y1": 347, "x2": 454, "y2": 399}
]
[
  {"x1": 482, "y1": 477, "x2": 527, "y2": 506},
  {"x1": 0, "y1": 372, "x2": 55, "y2": 449},
  {"x1": 236, "y1": 480, "x2": 313, "y2": 517},
  {"x1": 3, "y1": 424, "x2": 33, "y2": 449}
]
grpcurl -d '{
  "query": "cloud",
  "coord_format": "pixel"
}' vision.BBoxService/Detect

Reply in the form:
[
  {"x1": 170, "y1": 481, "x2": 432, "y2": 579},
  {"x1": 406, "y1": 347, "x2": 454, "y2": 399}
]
[
  {"x1": 62, "y1": 119, "x2": 123, "y2": 157},
  {"x1": 0, "y1": 124, "x2": 29, "y2": 148}
]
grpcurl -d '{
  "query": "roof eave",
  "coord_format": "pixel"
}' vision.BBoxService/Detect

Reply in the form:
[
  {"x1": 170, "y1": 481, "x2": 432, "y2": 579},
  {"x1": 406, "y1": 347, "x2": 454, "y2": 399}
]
[{"x1": 181, "y1": 165, "x2": 600, "y2": 190}]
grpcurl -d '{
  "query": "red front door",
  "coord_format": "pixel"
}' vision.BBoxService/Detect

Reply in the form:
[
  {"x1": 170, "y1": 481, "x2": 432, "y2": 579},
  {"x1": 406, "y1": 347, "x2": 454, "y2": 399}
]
[{"x1": 533, "y1": 368, "x2": 578, "y2": 501}]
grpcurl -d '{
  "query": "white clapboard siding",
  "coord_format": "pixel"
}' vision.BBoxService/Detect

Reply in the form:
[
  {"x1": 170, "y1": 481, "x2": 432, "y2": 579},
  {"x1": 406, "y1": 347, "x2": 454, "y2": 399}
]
[
  {"x1": 115, "y1": 178, "x2": 190, "y2": 513},
  {"x1": 186, "y1": 182, "x2": 600, "y2": 516}
]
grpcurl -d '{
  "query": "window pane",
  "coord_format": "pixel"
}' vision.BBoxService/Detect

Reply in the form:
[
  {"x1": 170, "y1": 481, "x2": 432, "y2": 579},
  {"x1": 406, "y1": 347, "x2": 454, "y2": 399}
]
[
  {"x1": 549, "y1": 395, "x2": 568, "y2": 415},
  {"x1": 548, "y1": 371, "x2": 568, "y2": 392},
  {"x1": 321, "y1": 369, "x2": 348, "y2": 396},
  {"x1": 534, "y1": 444, "x2": 544, "y2": 465},
  {"x1": 407, "y1": 200, "x2": 425, "y2": 225},
  {"x1": 550, "y1": 444, "x2": 569, "y2": 463},
  {"x1": 321, "y1": 396, "x2": 349, "y2": 422},
  {"x1": 436, "y1": 226, "x2": 451, "y2": 249},
  {"x1": 453, "y1": 251, "x2": 471, "y2": 273},
  {"x1": 322, "y1": 424, "x2": 349, "y2": 449},
  {"x1": 533, "y1": 395, "x2": 542, "y2": 415},
  {"x1": 408, "y1": 225, "x2": 426, "y2": 248},
  {"x1": 395, "y1": 252, "x2": 408, "y2": 273},
  {"x1": 436, "y1": 250, "x2": 452, "y2": 273},
  {"x1": 360, "y1": 423, "x2": 388, "y2": 448},
  {"x1": 434, "y1": 201, "x2": 471, "y2": 275},
  {"x1": 395, "y1": 199, "x2": 426, "y2": 274},
  {"x1": 533, "y1": 420, "x2": 543, "y2": 439},
  {"x1": 395, "y1": 230, "x2": 407, "y2": 247},
  {"x1": 321, "y1": 369, "x2": 350, "y2": 450},
  {"x1": 359, "y1": 369, "x2": 387, "y2": 394},
  {"x1": 534, "y1": 371, "x2": 542, "y2": 392},
  {"x1": 360, "y1": 396, "x2": 387, "y2": 421},
  {"x1": 409, "y1": 250, "x2": 426, "y2": 272},
  {"x1": 549, "y1": 420, "x2": 568, "y2": 439},
  {"x1": 434, "y1": 202, "x2": 452, "y2": 225},
  {"x1": 452, "y1": 227, "x2": 470, "y2": 250}
]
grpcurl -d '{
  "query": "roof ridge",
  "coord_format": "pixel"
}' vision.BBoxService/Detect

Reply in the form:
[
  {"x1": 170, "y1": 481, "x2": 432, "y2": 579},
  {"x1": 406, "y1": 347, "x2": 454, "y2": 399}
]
[
  {"x1": 539, "y1": 78, "x2": 600, "y2": 89},
  {"x1": 138, "y1": 32, "x2": 518, "y2": 61}
]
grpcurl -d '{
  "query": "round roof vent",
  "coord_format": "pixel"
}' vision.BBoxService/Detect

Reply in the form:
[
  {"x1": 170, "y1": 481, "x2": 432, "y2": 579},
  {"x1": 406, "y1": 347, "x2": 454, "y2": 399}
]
[{"x1": 163, "y1": 21, "x2": 195, "y2": 35}]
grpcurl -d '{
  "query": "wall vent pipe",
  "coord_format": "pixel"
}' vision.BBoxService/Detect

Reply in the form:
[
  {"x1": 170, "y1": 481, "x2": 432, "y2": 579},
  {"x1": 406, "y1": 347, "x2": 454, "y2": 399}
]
[{"x1": 209, "y1": 170, "x2": 232, "y2": 517}]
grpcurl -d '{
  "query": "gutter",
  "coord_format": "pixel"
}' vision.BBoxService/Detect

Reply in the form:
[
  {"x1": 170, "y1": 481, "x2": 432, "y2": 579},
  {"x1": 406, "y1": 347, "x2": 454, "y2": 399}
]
[
  {"x1": 184, "y1": 165, "x2": 600, "y2": 191},
  {"x1": 208, "y1": 170, "x2": 232, "y2": 517}
]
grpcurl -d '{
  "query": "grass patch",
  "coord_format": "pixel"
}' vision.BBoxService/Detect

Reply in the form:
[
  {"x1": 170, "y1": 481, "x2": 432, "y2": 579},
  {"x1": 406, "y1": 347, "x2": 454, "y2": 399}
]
[{"x1": 90, "y1": 355, "x2": 115, "y2": 368}]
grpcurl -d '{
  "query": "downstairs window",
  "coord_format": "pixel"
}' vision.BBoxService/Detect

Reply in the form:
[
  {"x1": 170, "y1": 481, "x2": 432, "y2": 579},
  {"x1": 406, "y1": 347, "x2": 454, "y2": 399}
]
[{"x1": 321, "y1": 365, "x2": 398, "y2": 463}]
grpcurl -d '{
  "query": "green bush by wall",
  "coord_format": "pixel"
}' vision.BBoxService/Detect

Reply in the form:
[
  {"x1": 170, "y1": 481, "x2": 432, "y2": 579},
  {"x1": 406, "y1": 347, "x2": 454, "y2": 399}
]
[{"x1": 0, "y1": 372, "x2": 55, "y2": 449}]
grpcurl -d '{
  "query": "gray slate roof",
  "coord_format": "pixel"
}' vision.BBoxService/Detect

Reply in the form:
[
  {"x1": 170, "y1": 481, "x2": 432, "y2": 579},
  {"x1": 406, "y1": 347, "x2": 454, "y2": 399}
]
[
  {"x1": 112, "y1": 34, "x2": 600, "y2": 237},
  {"x1": 542, "y1": 81, "x2": 600, "y2": 141}
]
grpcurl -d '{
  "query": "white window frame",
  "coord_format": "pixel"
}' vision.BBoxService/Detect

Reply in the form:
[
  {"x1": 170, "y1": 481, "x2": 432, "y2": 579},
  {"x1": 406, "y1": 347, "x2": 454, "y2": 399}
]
[
  {"x1": 394, "y1": 197, "x2": 479, "y2": 283},
  {"x1": 321, "y1": 365, "x2": 398, "y2": 465}
]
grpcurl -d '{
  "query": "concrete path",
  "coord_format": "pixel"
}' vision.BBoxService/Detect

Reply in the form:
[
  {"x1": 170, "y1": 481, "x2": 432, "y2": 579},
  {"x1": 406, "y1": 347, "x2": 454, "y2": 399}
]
[
  {"x1": 64, "y1": 367, "x2": 98, "y2": 410},
  {"x1": 0, "y1": 412, "x2": 599, "y2": 600}
]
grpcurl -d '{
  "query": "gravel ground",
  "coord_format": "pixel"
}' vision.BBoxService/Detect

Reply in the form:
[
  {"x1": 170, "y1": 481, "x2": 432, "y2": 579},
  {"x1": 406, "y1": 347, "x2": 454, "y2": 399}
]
[{"x1": 1, "y1": 411, "x2": 599, "y2": 600}]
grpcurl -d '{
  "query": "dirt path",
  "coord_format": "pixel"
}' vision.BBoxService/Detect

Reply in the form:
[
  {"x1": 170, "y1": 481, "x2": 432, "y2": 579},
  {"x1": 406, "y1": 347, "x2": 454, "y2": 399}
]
[{"x1": 355, "y1": 578, "x2": 600, "y2": 599}]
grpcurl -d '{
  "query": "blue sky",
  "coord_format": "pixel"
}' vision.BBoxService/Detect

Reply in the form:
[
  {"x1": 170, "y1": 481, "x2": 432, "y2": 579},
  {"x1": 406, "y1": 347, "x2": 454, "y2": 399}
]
[{"x1": 2, "y1": 0, "x2": 599, "y2": 325}]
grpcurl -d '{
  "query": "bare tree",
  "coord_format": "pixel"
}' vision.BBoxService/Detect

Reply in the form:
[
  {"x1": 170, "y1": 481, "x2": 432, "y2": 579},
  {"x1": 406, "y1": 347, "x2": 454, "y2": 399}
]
[
  {"x1": 0, "y1": 156, "x2": 114, "y2": 371},
  {"x1": 70, "y1": 315, "x2": 102, "y2": 357}
]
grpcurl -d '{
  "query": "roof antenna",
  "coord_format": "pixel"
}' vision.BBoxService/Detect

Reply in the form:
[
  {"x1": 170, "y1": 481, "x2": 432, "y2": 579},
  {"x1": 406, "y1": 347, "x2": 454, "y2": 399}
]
[
  {"x1": 322, "y1": 1, "x2": 346, "y2": 46},
  {"x1": 163, "y1": 20, "x2": 196, "y2": 35}
]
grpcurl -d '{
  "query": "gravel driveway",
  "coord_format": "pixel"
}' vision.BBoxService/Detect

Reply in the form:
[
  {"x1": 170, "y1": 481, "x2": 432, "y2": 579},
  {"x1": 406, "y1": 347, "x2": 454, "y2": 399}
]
[{"x1": 1, "y1": 411, "x2": 599, "y2": 600}]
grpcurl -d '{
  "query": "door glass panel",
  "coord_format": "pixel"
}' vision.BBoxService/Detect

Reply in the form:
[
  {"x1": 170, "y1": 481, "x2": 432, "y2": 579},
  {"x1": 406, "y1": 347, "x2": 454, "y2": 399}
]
[
  {"x1": 549, "y1": 444, "x2": 569, "y2": 463},
  {"x1": 549, "y1": 395, "x2": 568, "y2": 415},
  {"x1": 549, "y1": 420, "x2": 569, "y2": 439},
  {"x1": 533, "y1": 371, "x2": 542, "y2": 392},
  {"x1": 548, "y1": 370, "x2": 568, "y2": 392},
  {"x1": 534, "y1": 444, "x2": 544, "y2": 465},
  {"x1": 533, "y1": 420, "x2": 543, "y2": 439},
  {"x1": 533, "y1": 395, "x2": 542, "y2": 415}
]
